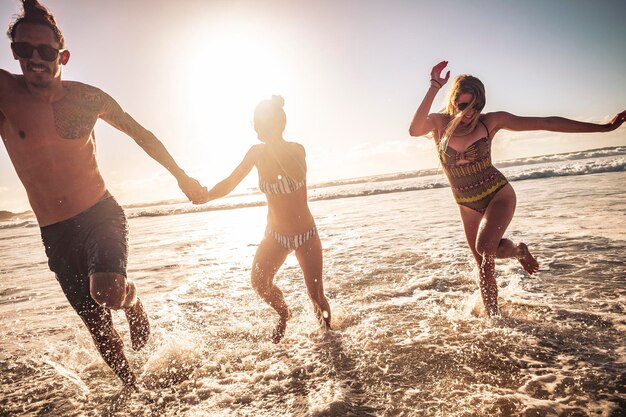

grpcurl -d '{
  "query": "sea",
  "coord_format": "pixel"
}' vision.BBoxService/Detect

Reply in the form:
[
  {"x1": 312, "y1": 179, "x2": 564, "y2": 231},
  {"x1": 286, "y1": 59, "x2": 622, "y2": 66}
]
[{"x1": 1, "y1": 146, "x2": 625, "y2": 417}]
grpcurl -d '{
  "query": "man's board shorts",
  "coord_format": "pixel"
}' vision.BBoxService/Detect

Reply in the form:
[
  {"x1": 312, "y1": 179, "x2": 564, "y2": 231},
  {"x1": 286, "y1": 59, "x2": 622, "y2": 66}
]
[{"x1": 40, "y1": 192, "x2": 128, "y2": 314}]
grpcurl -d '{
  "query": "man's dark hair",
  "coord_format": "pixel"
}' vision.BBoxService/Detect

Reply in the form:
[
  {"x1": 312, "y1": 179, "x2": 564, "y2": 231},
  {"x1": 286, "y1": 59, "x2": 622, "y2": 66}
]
[{"x1": 7, "y1": 0, "x2": 65, "y2": 47}]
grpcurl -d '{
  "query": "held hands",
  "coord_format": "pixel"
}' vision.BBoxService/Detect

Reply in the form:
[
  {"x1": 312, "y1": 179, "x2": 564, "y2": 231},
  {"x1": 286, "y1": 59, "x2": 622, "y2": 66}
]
[
  {"x1": 177, "y1": 175, "x2": 209, "y2": 204},
  {"x1": 194, "y1": 187, "x2": 212, "y2": 205},
  {"x1": 606, "y1": 110, "x2": 626, "y2": 132},
  {"x1": 430, "y1": 60, "x2": 450, "y2": 90}
]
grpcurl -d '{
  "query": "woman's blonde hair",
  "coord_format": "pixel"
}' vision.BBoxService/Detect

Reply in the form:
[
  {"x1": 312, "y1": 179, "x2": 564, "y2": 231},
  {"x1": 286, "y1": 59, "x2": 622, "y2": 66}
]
[{"x1": 439, "y1": 75, "x2": 486, "y2": 154}]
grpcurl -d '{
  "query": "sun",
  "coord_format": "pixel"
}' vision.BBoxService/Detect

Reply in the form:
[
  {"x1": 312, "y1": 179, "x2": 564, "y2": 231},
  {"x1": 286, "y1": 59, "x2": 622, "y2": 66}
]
[
  {"x1": 182, "y1": 28, "x2": 291, "y2": 144},
  {"x1": 173, "y1": 23, "x2": 292, "y2": 196}
]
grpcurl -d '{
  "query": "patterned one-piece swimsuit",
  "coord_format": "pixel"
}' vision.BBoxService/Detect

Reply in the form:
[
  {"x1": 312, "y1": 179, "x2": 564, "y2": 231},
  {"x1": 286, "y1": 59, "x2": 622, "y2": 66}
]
[{"x1": 437, "y1": 121, "x2": 509, "y2": 213}]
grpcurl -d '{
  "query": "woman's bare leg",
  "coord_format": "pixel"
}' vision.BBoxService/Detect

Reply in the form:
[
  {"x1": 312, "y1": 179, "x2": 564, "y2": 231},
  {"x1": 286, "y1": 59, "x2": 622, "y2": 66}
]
[
  {"x1": 459, "y1": 206, "x2": 484, "y2": 266},
  {"x1": 495, "y1": 239, "x2": 539, "y2": 274},
  {"x1": 460, "y1": 207, "x2": 498, "y2": 315},
  {"x1": 295, "y1": 234, "x2": 331, "y2": 329},
  {"x1": 251, "y1": 236, "x2": 291, "y2": 343},
  {"x1": 461, "y1": 206, "x2": 538, "y2": 274},
  {"x1": 474, "y1": 185, "x2": 517, "y2": 317},
  {"x1": 459, "y1": 185, "x2": 539, "y2": 316}
]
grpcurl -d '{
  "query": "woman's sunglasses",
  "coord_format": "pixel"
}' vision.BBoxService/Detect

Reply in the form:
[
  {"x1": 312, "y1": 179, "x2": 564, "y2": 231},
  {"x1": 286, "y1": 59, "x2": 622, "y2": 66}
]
[
  {"x1": 11, "y1": 42, "x2": 65, "y2": 62},
  {"x1": 456, "y1": 102, "x2": 473, "y2": 111}
]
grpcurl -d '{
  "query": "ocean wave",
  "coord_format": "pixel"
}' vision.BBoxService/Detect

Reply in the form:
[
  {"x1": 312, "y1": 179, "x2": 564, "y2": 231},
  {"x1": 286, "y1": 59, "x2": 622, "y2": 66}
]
[
  {"x1": 506, "y1": 157, "x2": 625, "y2": 181},
  {"x1": 0, "y1": 219, "x2": 38, "y2": 230},
  {"x1": 1, "y1": 150, "x2": 624, "y2": 228},
  {"x1": 496, "y1": 146, "x2": 626, "y2": 169},
  {"x1": 312, "y1": 146, "x2": 626, "y2": 187},
  {"x1": 125, "y1": 156, "x2": 624, "y2": 219},
  {"x1": 126, "y1": 201, "x2": 267, "y2": 219},
  {"x1": 309, "y1": 182, "x2": 449, "y2": 202},
  {"x1": 311, "y1": 168, "x2": 441, "y2": 189}
]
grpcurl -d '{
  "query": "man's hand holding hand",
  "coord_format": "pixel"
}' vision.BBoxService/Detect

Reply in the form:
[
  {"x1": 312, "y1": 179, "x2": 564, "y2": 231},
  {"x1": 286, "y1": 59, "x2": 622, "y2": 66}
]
[{"x1": 177, "y1": 175, "x2": 209, "y2": 204}]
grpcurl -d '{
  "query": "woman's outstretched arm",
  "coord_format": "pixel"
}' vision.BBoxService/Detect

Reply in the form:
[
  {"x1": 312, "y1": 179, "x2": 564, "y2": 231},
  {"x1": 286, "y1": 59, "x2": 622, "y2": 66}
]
[
  {"x1": 408, "y1": 60, "x2": 450, "y2": 137},
  {"x1": 489, "y1": 110, "x2": 626, "y2": 134},
  {"x1": 197, "y1": 145, "x2": 259, "y2": 204}
]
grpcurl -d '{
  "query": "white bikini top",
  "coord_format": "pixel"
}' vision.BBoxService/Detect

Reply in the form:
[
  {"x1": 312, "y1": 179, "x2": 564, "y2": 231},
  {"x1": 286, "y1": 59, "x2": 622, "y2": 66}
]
[{"x1": 259, "y1": 175, "x2": 306, "y2": 195}]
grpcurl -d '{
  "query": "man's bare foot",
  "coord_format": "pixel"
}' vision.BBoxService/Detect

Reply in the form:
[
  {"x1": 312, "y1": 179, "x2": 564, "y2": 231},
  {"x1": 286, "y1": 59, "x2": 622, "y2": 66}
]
[
  {"x1": 125, "y1": 299, "x2": 150, "y2": 351},
  {"x1": 271, "y1": 310, "x2": 291, "y2": 344},
  {"x1": 107, "y1": 382, "x2": 138, "y2": 415},
  {"x1": 518, "y1": 243, "x2": 539, "y2": 274}
]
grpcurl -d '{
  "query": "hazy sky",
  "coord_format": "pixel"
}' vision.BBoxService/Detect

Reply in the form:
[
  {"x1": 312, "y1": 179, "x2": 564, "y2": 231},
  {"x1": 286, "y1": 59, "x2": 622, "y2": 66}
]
[{"x1": 1, "y1": 0, "x2": 625, "y2": 212}]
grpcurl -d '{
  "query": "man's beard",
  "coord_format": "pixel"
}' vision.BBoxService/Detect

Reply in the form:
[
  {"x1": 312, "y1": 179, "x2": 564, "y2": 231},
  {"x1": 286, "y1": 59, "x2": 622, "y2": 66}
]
[
  {"x1": 28, "y1": 78, "x2": 52, "y2": 88},
  {"x1": 24, "y1": 63, "x2": 56, "y2": 89}
]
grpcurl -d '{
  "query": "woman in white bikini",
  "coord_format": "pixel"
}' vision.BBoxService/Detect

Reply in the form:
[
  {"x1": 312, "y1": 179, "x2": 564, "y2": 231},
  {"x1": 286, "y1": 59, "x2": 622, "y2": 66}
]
[{"x1": 200, "y1": 95, "x2": 331, "y2": 342}]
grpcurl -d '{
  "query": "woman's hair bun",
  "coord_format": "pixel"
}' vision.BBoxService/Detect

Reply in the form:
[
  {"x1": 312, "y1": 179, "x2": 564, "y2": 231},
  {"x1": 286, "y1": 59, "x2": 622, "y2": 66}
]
[{"x1": 270, "y1": 95, "x2": 285, "y2": 108}]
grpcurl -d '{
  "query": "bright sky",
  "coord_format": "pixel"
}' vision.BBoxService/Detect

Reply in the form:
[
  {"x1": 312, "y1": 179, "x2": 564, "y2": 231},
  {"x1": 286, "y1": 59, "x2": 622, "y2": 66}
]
[{"x1": 1, "y1": 0, "x2": 625, "y2": 212}]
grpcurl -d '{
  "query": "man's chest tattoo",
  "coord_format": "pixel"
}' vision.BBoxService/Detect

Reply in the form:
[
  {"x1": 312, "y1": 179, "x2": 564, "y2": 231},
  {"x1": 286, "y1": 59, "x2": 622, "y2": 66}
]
[{"x1": 52, "y1": 85, "x2": 103, "y2": 140}]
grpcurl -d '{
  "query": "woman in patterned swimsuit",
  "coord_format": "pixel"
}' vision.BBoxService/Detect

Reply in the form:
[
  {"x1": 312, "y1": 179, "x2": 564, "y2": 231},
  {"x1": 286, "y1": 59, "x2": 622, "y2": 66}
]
[
  {"x1": 409, "y1": 61, "x2": 626, "y2": 317},
  {"x1": 200, "y1": 95, "x2": 331, "y2": 342}
]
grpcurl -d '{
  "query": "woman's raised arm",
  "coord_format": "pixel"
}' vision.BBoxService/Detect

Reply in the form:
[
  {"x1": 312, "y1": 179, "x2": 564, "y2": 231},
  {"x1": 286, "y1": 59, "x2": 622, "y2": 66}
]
[{"x1": 408, "y1": 60, "x2": 450, "y2": 138}]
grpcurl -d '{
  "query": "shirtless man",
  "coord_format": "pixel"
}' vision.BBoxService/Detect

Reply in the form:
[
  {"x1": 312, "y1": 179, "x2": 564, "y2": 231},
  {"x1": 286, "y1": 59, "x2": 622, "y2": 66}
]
[{"x1": 0, "y1": 0, "x2": 206, "y2": 387}]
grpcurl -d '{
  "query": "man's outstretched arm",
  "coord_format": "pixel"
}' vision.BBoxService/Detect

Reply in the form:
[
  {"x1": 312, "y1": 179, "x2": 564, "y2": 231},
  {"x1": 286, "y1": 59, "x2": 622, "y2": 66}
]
[{"x1": 99, "y1": 92, "x2": 207, "y2": 203}]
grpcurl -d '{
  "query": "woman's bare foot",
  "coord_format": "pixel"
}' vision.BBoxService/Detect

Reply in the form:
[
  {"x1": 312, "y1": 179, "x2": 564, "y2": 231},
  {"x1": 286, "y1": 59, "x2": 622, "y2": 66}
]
[
  {"x1": 125, "y1": 299, "x2": 150, "y2": 351},
  {"x1": 271, "y1": 310, "x2": 291, "y2": 344},
  {"x1": 518, "y1": 243, "x2": 539, "y2": 274},
  {"x1": 316, "y1": 308, "x2": 332, "y2": 331}
]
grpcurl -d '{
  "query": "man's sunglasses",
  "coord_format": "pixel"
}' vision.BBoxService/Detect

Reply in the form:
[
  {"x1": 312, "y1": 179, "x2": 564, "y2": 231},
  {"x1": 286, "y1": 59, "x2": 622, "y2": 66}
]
[{"x1": 11, "y1": 42, "x2": 65, "y2": 62}]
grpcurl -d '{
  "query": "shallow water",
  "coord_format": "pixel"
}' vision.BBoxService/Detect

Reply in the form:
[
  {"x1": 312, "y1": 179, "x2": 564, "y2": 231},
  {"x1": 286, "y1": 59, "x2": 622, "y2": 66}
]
[{"x1": 1, "y1": 170, "x2": 625, "y2": 416}]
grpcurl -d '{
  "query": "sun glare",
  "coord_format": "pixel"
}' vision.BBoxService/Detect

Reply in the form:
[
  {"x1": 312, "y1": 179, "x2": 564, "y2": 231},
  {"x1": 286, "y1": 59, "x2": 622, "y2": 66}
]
[
  {"x1": 175, "y1": 24, "x2": 292, "y2": 192},
  {"x1": 183, "y1": 28, "x2": 290, "y2": 143}
]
